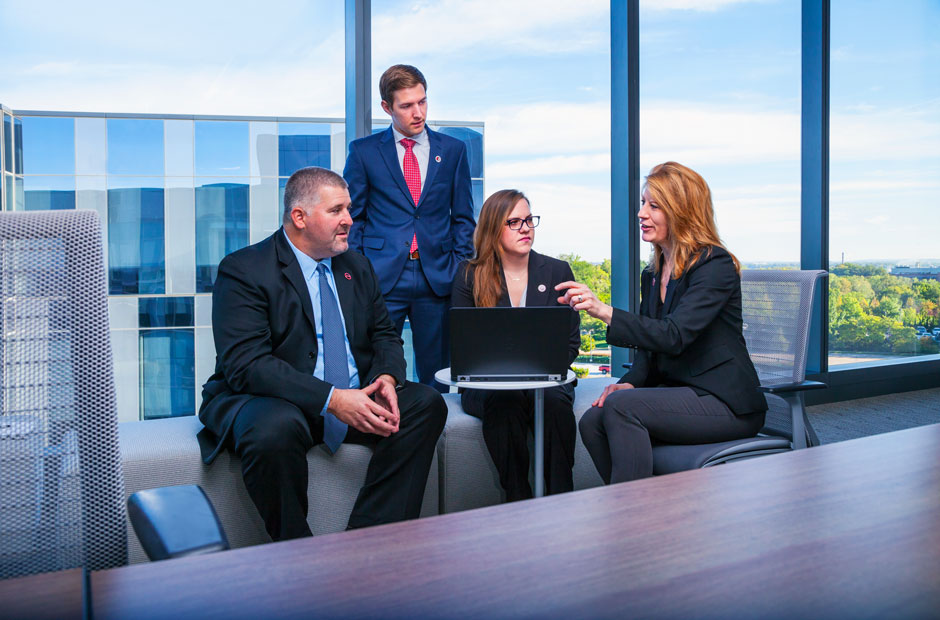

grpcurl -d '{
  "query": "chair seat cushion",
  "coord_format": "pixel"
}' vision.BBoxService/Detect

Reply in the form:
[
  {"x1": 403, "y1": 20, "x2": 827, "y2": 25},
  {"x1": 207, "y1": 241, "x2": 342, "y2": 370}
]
[{"x1": 652, "y1": 436, "x2": 792, "y2": 475}]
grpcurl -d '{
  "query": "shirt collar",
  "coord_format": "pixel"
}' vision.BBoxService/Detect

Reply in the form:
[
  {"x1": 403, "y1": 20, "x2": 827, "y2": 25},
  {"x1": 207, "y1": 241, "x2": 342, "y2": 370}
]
[
  {"x1": 283, "y1": 229, "x2": 332, "y2": 281},
  {"x1": 392, "y1": 125, "x2": 428, "y2": 146}
]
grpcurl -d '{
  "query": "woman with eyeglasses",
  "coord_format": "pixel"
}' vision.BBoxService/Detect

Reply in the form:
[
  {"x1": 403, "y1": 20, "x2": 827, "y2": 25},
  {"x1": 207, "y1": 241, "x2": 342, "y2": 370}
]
[
  {"x1": 451, "y1": 189, "x2": 580, "y2": 501},
  {"x1": 555, "y1": 162, "x2": 766, "y2": 485}
]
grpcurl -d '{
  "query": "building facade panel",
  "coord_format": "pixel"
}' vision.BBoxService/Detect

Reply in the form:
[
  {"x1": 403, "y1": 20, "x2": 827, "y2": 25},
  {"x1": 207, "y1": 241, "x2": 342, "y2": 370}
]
[{"x1": 0, "y1": 107, "x2": 484, "y2": 420}]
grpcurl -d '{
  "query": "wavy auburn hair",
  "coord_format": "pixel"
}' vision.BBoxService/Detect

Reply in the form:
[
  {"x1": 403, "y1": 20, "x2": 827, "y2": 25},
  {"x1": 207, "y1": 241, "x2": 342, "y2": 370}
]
[
  {"x1": 645, "y1": 161, "x2": 739, "y2": 277},
  {"x1": 466, "y1": 189, "x2": 529, "y2": 307}
]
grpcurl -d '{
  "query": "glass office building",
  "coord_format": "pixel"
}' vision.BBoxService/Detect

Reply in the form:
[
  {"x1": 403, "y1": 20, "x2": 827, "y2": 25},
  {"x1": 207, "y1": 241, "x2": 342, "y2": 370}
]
[{"x1": 0, "y1": 105, "x2": 484, "y2": 422}]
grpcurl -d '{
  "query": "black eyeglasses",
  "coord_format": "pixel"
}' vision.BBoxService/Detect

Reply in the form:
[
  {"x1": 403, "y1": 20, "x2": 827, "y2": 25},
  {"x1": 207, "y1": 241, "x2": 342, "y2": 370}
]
[{"x1": 505, "y1": 215, "x2": 540, "y2": 230}]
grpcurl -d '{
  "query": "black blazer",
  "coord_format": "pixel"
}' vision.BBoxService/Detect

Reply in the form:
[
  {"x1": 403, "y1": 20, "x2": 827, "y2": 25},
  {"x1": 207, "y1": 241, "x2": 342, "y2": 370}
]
[
  {"x1": 451, "y1": 250, "x2": 581, "y2": 366},
  {"x1": 197, "y1": 229, "x2": 406, "y2": 464},
  {"x1": 610, "y1": 246, "x2": 766, "y2": 415}
]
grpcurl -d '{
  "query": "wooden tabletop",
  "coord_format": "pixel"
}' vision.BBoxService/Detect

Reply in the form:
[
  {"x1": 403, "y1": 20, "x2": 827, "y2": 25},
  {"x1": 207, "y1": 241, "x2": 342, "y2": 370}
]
[
  {"x1": 92, "y1": 424, "x2": 940, "y2": 619},
  {"x1": 0, "y1": 567, "x2": 83, "y2": 620}
]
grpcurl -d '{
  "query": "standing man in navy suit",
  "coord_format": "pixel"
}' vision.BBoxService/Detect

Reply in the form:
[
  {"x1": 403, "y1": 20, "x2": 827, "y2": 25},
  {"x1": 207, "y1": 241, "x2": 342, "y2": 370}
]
[{"x1": 344, "y1": 64, "x2": 475, "y2": 391}]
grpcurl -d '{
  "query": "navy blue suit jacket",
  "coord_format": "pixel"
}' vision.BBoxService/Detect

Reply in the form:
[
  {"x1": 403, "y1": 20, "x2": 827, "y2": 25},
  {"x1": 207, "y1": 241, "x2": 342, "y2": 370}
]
[{"x1": 343, "y1": 126, "x2": 475, "y2": 297}]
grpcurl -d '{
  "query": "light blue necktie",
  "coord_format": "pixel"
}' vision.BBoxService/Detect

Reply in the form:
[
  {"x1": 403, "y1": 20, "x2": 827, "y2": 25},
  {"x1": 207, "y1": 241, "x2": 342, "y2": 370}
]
[{"x1": 317, "y1": 263, "x2": 349, "y2": 454}]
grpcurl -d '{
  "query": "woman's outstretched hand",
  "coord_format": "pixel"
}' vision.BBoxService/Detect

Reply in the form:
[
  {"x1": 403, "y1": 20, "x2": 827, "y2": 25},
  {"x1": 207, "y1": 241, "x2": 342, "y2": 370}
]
[{"x1": 555, "y1": 281, "x2": 614, "y2": 325}]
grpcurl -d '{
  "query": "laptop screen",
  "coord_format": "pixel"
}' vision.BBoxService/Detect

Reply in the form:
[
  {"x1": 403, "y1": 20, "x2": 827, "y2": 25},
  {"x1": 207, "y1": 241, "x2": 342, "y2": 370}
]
[{"x1": 449, "y1": 306, "x2": 572, "y2": 382}]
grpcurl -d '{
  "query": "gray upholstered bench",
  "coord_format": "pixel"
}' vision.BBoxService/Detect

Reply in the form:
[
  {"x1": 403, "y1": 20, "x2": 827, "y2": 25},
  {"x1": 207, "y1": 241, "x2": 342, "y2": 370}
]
[
  {"x1": 118, "y1": 379, "x2": 609, "y2": 564},
  {"x1": 119, "y1": 416, "x2": 439, "y2": 564}
]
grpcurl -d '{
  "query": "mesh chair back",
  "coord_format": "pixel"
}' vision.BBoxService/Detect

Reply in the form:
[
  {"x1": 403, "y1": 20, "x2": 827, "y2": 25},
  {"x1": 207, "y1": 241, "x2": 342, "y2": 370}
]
[
  {"x1": 0, "y1": 211, "x2": 126, "y2": 579},
  {"x1": 740, "y1": 269, "x2": 826, "y2": 386}
]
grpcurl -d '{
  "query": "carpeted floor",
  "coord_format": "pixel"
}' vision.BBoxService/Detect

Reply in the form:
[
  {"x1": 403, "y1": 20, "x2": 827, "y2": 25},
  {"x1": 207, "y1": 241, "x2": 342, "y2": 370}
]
[{"x1": 808, "y1": 387, "x2": 940, "y2": 444}]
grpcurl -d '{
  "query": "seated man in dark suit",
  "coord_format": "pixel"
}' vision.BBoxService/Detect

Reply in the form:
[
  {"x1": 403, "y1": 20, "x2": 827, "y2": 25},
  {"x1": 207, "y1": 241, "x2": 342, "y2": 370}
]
[{"x1": 197, "y1": 166, "x2": 447, "y2": 541}]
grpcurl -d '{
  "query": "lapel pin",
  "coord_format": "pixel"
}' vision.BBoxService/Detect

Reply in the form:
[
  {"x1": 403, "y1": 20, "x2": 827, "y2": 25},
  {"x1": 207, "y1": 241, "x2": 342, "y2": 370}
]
[
  {"x1": 435, "y1": 155, "x2": 442, "y2": 163},
  {"x1": 538, "y1": 284, "x2": 546, "y2": 292},
  {"x1": 344, "y1": 273, "x2": 352, "y2": 280}
]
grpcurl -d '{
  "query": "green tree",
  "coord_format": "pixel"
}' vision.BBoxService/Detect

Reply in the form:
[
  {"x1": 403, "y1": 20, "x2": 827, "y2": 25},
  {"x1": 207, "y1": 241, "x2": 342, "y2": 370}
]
[
  {"x1": 830, "y1": 263, "x2": 888, "y2": 277},
  {"x1": 580, "y1": 333, "x2": 596, "y2": 353},
  {"x1": 559, "y1": 254, "x2": 612, "y2": 339}
]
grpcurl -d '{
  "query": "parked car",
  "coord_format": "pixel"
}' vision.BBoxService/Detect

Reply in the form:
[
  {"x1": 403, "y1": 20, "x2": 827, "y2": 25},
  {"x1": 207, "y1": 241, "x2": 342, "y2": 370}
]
[
  {"x1": 932, "y1": 327, "x2": 940, "y2": 337},
  {"x1": 599, "y1": 364, "x2": 610, "y2": 375},
  {"x1": 915, "y1": 325, "x2": 928, "y2": 335}
]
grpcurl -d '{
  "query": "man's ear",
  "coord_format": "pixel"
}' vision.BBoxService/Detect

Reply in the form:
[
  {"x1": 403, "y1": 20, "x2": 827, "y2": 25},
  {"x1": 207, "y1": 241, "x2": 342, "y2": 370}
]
[
  {"x1": 290, "y1": 206, "x2": 306, "y2": 229},
  {"x1": 380, "y1": 99, "x2": 392, "y2": 116}
]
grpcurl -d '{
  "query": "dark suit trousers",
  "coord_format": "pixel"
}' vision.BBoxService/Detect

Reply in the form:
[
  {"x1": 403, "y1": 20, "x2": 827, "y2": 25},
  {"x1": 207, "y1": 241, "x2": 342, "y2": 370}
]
[
  {"x1": 578, "y1": 386, "x2": 764, "y2": 485},
  {"x1": 228, "y1": 381, "x2": 446, "y2": 541},
  {"x1": 384, "y1": 260, "x2": 450, "y2": 392},
  {"x1": 461, "y1": 384, "x2": 576, "y2": 502}
]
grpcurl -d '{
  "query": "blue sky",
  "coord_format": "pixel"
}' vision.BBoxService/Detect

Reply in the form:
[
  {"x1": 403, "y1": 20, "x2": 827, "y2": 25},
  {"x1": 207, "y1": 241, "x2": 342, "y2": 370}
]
[{"x1": 2, "y1": 0, "x2": 937, "y2": 263}]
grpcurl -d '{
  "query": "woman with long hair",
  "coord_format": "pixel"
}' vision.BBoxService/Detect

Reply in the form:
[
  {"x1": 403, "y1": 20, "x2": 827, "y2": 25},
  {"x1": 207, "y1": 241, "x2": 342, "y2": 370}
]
[
  {"x1": 452, "y1": 189, "x2": 580, "y2": 501},
  {"x1": 556, "y1": 162, "x2": 766, "y2": 484}
]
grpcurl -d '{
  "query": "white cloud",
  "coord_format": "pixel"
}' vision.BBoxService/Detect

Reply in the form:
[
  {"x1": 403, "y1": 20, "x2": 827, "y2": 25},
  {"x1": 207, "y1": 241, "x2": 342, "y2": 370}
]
[
  {"x1": 372, "y1": 0, "x2": 609, "y2": 59},
  {"x1": 644, "y1": 0, "x2": 766, "y2": 11},
  {"x1": 483, "y1": 102, "x2": 611, "y2": 157},
  {"x1": 2, "y1": 43, "x2": 347, "y2": 117},
  {"x1": 488, "y1": 154, "x2": 610, "y2": 180},
  {"x1": 511, "y1": 181, "x2": 612, "y2": 262}
]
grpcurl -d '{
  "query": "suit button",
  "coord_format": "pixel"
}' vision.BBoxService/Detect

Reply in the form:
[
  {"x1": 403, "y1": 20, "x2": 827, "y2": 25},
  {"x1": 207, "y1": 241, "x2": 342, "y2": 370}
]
[
  {"x1": 415, "y1": 215, "x2": 420, "y2": 219},
  {"x1": 308, "y1": 352, "x2": 314, "y2": 359}
]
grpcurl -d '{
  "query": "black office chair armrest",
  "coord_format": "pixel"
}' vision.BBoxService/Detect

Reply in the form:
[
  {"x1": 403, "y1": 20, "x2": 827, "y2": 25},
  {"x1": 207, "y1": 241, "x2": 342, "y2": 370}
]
[
  {"x1": 621, "y1": 363, "x2": 632, "y2": 370},
  {"x1": 758, "y1": 380, "x2": 827, "y2": 394},
  {"x1": 127, "y1": 485, "x2": 229, "y2": 562}
]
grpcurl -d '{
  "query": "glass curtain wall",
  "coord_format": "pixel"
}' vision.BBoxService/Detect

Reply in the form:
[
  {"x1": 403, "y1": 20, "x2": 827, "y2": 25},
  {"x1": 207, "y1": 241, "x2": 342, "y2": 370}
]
[
  {"x1": 638, "y1": 0, "x2": 801, "y2": 271},
  {"x1": 828, "y1": 0, "x2": 940, "y2": 366},
  {"x1": 370, "y1": 0, "x2": 604, "y2": 375}
]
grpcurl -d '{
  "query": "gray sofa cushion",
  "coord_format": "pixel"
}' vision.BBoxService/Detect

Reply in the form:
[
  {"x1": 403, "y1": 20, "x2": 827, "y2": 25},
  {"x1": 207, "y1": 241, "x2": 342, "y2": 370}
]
[{"x1": 120, "y1": 416, "x2": 438, "y2": 564}]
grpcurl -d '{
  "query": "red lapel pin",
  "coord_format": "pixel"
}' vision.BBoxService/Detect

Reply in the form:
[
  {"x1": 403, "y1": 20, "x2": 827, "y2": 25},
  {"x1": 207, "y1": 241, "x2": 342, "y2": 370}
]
[
  {"x1": 344, "y1": 272, "x2": 352, "y2": 280},
  {"x1": 435, "y1": 155, "x2": 442, "y2": 163}
]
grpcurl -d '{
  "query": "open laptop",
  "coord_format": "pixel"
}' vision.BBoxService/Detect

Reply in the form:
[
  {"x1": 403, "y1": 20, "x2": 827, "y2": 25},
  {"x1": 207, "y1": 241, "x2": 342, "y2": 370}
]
[{"x1": 449, "y1": 306, "x2": 572, "y2": 382}]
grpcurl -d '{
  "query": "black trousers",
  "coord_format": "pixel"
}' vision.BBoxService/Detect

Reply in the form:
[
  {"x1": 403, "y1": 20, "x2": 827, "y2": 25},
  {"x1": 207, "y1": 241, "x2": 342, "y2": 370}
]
[
  {"x1": 461, "y1": 384, "x2": 576, "y2": 502},
  {"x1": 228, "y1": 381, "x2": 446, "y2": 541},
  {"x1": 579, "y1": 386, "x2": 764, "y2": 485}
]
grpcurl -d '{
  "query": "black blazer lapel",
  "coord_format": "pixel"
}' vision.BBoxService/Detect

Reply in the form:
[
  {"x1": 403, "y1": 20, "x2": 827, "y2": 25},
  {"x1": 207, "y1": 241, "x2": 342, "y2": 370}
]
[
  {"x1": 275, "y1": 230, "x2": 316, "y2": 331},
  {"x1": 524, "y1": 251, "x2": 553, "y2": 307},
  {"x1": 332, "y1": 254, "x2": 357, "y2": 342},
  {"x1": 379, "y1": 127, "x2": 416, "y2": 207}
]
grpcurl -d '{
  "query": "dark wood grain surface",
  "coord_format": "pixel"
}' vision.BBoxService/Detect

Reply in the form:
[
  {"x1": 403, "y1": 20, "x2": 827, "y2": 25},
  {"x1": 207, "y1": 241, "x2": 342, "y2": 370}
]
[
  {"x1": 0, "y1": 567, "x2": 83, "y2": 620},
  {"x1": 91, "y1": 424, "x2": 940, "y2": 619}
]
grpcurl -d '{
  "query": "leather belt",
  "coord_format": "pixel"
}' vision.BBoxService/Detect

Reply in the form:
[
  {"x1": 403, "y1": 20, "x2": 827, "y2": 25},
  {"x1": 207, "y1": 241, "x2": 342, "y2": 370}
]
[{"x1": 408, "y1": 249, "x2": 420, "y2": 260}]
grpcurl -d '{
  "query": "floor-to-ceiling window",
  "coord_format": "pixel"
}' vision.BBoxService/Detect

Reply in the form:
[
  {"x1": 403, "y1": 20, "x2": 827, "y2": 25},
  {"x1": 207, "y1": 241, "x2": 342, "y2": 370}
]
[
  {"x1": 828, "y1": 0, "x2": 940, "y2": 367},
  {"x1": 370, "y1": 0, "x2": 609, "y2": 376},
  {"x1": 639, "y1": 1, "x2": 801, "y2": 272}
]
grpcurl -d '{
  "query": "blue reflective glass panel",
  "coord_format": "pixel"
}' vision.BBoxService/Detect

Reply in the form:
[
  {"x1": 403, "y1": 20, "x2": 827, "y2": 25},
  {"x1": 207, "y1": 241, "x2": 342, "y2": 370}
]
[
  {"x1": 195, "y1": 179, "x2": 249, "y2": 292},
  {"x1": 194, "y1": 121, "x2": 249, "y2": 176},
  {"x1": 435, "y1": 126, "x2": 483, "y2": 178},
  {"x1": 278, "y1": 177, "x2": 288, "y2": 215},
  {"x1": 3, "y1": 115, "x2": 12, "y2": 173},
  {"x1": 138, "y1": 297, "x2": 195, "y2": 328},
  {"x1": 471, "y1": 179, "x2": 484, "y2": 220},
  {"x1": 278, "y1": 123, "x2": 331, "y2": 176},
  {"x1": 140, "y1": 329, "x2": 195, "y2": 419},
  {"x1": 14, "y1": 118, "x2": 23, "y2": 173},
  {"x1": 107, "y1": 118, "x2": 164, "y2": 176},
  {"x1": 107, "y1": 178, "x2": 165, "y2": 294},
  {"x1": 23, "y1": 176, "x2": 76, "y2": 211},
  {"x1": 20, "y1": 116, "x2": 74, "y2": 174}
]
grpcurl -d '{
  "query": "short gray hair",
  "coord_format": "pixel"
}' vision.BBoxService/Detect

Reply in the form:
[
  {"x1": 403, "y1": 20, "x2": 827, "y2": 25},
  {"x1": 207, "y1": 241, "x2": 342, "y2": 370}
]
[{"x1": 282, "y1": 167, "x2": 348, "y2": 224}]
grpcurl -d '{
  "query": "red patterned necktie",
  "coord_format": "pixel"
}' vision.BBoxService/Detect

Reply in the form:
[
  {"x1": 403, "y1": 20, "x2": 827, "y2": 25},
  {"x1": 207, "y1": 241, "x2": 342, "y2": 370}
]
[{"x1": 400, "y1": 138, "x2": 420, "y2": 254}]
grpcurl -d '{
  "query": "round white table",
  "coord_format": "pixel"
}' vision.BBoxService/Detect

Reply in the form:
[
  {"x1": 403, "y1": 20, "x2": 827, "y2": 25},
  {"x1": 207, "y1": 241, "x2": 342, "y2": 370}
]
[{"x1": 434, "y1": 368, "x2": 576, "y2": 498}]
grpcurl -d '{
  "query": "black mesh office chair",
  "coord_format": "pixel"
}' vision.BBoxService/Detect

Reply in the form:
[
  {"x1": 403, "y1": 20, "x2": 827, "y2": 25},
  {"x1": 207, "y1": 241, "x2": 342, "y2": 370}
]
[
  {"x1": 651, "y1": 269, "x2": 828, "y2": 474},
  {"x1": 0, "y1": 211, "x2": 226, "y2": 583}
]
